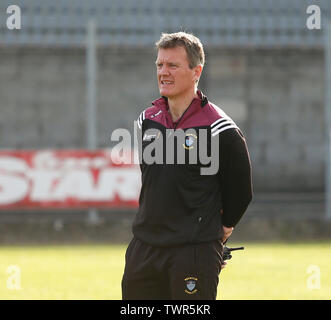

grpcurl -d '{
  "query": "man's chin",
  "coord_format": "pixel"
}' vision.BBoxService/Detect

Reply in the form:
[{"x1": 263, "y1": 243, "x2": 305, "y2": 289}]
[{"x1": 159, "y1": 90, "x2": 174, "y2": 98}]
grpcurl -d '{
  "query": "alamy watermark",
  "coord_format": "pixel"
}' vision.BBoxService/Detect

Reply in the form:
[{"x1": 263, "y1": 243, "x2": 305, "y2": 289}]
[
  {"x1": 110, "y1": 122, "x2": 220, "y2": 176},
  {"x1": 6, "y1": 265, "x2": 22, "y2": 290},
  {"x1": 5, "y1": 5, "x2": 21, "y2": 30},
  {"x1": 306, "y1": 265, "x2": 321, "y2": 290},
  {"x1": 306, "y1": 5, "x2": 321, "y2": 30}
]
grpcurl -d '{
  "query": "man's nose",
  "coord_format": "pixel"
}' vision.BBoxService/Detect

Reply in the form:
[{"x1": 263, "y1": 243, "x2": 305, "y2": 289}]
[{"x1": 159, "y1": 65, "x2": 170, "y2": 75}]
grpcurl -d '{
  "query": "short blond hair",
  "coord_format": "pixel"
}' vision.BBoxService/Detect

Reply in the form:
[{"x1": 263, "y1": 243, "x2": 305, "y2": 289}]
[{"x1": 155, "y1": 32, "x2": 205, "y2": 69}]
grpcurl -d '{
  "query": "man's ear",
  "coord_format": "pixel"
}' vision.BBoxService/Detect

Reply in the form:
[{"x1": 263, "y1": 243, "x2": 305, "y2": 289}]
[{"x1": 194, "y1": 64, "x2": 203, "y2": 83}]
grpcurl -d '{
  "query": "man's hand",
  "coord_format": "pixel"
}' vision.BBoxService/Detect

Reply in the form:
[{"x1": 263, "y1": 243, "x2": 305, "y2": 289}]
[
  {"x1": 221, "y1": 226, "x2": 233, "y2": 270},
  {"x1": 222, "y1": 225, "x2": 233, "y2": 244}
]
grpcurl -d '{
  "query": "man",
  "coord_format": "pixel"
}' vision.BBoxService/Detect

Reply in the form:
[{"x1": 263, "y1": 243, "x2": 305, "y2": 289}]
[{"x1": 121, "y1": 32, "x2": 252, "y2": 300}]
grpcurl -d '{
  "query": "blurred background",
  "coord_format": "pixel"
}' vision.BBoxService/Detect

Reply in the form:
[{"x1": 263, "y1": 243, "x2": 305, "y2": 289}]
[
  {"x1": 1, "y1": 0, "x2": 331, "y2": 301},
  {"x1": 0, "y1": 0, "x2": 330, "y2": 244}
]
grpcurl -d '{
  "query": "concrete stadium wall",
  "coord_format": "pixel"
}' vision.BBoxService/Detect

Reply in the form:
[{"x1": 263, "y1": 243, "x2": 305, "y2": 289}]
[{"x1": 0, "y1": 47, "x2": 325, "y2": 192}]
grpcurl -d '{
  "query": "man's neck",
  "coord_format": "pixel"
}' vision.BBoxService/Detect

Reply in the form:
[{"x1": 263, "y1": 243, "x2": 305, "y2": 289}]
[{"x1": 168, "y1": 89, "x2": 199, "y2": 122}]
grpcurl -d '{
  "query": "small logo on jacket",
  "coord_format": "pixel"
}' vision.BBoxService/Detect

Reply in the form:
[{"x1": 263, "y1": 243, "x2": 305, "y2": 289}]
[
  {"x1": 143, "y1": 133, "x2": 156, "y2": 141},
  {"x1": 183, "y1": 133, "x2": 197, "y2": 150},
  {"x1": 150, "y1": 110, "x2": 162, "y2": 118},
  {"x1": 184, "y1": 277, "x2": 198, "y2": 294},
  {"x1": 143, "y1": 131, "x2": 161, "y2": 141}
]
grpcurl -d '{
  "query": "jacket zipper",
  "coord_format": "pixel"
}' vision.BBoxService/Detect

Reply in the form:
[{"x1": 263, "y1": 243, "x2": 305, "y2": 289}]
[{"x1": 173, "y1": 99, "x2": 195, "y2": 130}]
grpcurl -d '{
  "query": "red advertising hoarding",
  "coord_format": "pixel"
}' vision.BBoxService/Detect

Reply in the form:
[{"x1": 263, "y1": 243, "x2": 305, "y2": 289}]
[{"x1": 0, "y1": 150, "x2": 140, "y2": 209}]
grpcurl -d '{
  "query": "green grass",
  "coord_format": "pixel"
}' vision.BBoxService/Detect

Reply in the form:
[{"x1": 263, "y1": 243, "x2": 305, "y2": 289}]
[
  {"x1": 218, "y1": 242, "x2": 331, "y2": 300},
  {"x1": 0, "y1": 242, "x2": 330, "y2": 299}
]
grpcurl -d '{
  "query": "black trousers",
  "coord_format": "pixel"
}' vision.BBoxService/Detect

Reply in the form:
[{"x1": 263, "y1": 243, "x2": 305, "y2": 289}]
[{"x1": 121, "y1": 237, "x2": 224, "y2": 300}]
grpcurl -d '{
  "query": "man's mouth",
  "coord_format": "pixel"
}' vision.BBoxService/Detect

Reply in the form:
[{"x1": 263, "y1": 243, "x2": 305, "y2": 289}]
[{"x1": 160, "y1": 80, "x2": 174, "y2": 85}]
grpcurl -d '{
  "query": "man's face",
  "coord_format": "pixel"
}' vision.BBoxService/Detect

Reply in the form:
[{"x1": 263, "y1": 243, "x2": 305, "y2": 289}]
[{"x1": 156, "y1": 46, "x2": 201, "y2": 99}]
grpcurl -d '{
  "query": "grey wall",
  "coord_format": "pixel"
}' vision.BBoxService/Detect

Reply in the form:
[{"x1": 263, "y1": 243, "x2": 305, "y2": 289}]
[
  {"x1": 0, "y1": 47, "x2": 158, "y2": 149},
  {"x1": 206, "y1": 48, "x2": 325, "y2": 192},
  {"x1": 0, "y1": 47, "x2": 325, "y2": 192}
]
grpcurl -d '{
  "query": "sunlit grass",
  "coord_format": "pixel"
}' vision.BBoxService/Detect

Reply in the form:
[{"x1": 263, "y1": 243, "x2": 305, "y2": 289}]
[{"x1": 0, "y1": 242, "x2": 330, "y2": 299}]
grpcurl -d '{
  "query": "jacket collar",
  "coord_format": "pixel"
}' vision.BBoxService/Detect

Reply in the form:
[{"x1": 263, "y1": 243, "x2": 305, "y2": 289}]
[{"x1": 153, "y1": 90, "x2": 208, "y2": 109}]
